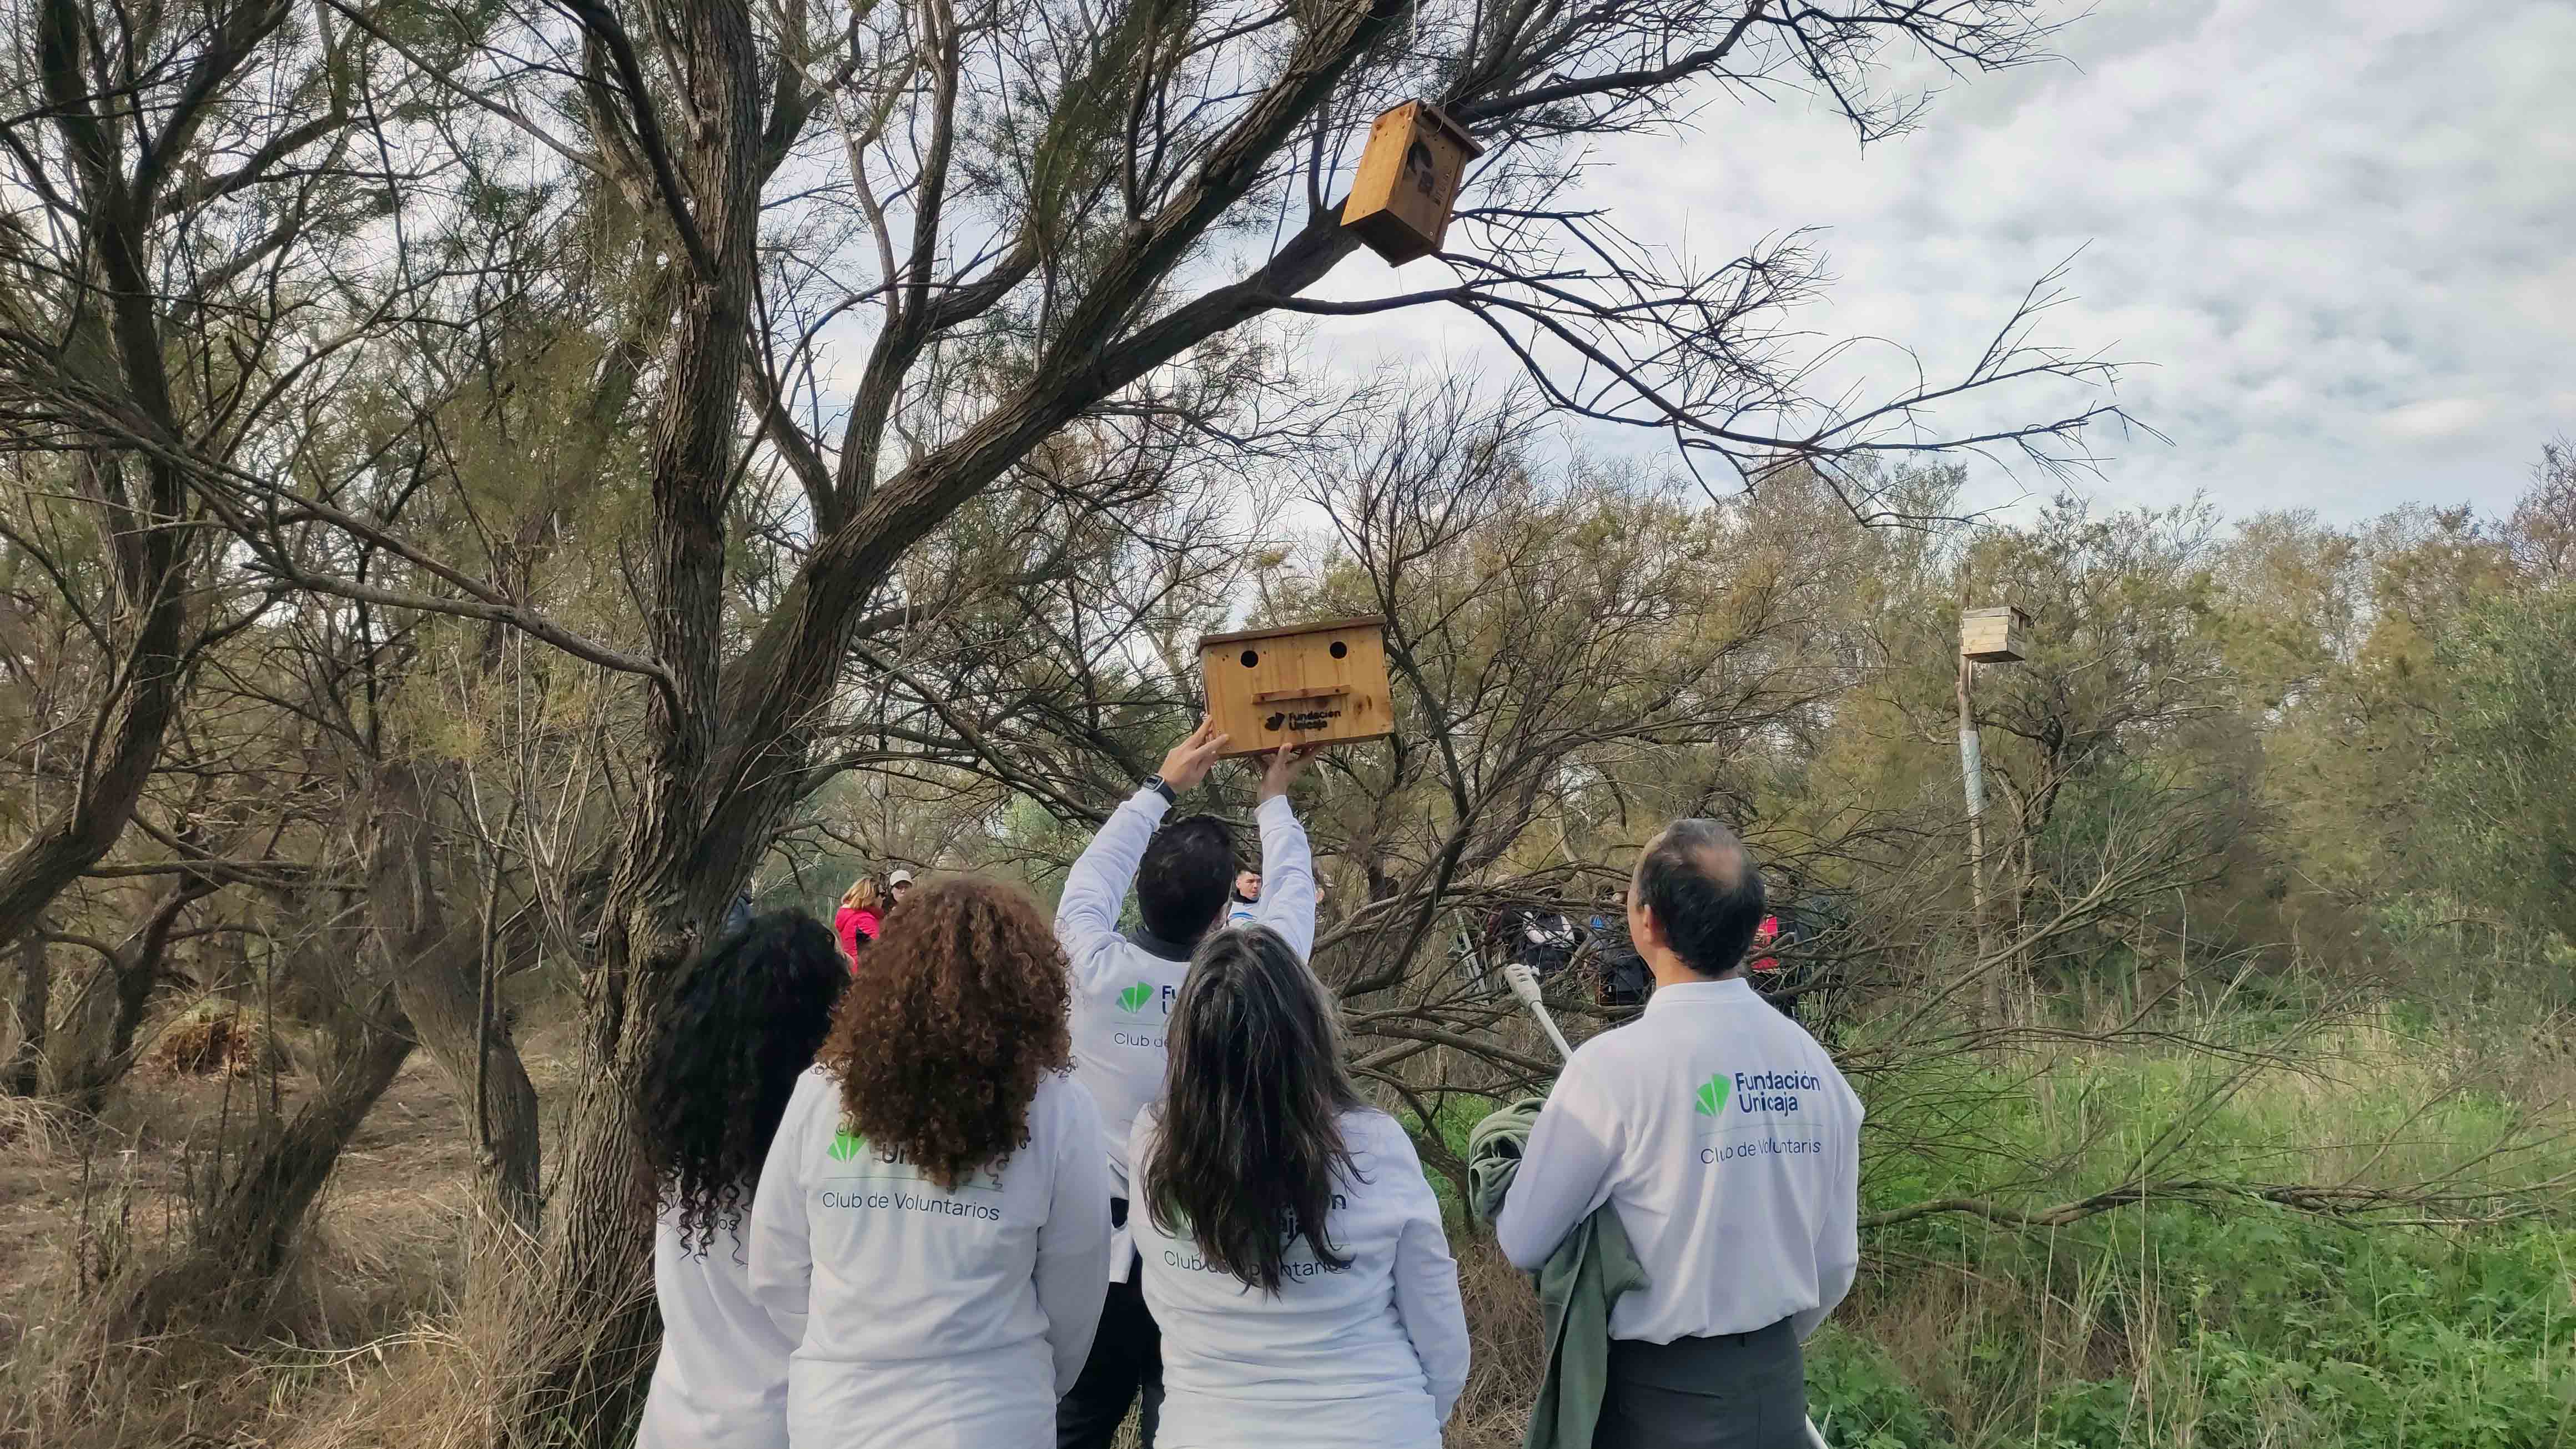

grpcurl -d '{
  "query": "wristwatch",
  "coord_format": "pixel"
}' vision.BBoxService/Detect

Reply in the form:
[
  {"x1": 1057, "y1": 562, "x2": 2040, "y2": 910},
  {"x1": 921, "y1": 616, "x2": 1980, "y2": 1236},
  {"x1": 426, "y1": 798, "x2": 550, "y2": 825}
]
[{"x1": 1142, "y1": 774, "x2": 1177, "y2": 804}]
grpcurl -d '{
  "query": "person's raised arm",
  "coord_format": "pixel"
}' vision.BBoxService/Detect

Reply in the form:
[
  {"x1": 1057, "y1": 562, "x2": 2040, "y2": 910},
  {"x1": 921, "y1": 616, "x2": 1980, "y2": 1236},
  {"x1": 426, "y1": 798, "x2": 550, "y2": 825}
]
[
  {"x1": 1795, "y1": 1078, "x2": 1865, "y2": 1343},
  {"x1": 747, "y1": 1073, "x2": 823, "y2": 1343},
  {"x1": 1491, "y1": 1059, "x2": 1622, "y2": 1271},
  {"x1": 1250, "y1": 741, "x2": 1322, "y2": 962},
  {"x1": 1383, "y1": 1128, "x2": 1470, "y2": 1424},
  {"x1": 1036, "y1": 1084, "x2": 1114, "y2": 1396},
  {"x1": 1055, "y1": 720, "x2": 1229, "y2": 981}
]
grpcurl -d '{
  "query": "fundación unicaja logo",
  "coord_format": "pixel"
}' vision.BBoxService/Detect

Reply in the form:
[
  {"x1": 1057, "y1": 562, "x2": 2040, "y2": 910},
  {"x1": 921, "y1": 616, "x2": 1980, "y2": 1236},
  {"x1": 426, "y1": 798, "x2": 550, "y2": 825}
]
[
  {"x1": 1693, "y1": 1074, "x2": 1732, "y2": 1116},
  {"x1": 828, "y1": 1125, "x2": 868, "y2": 1161},
  {"x1": 1117, "y1": 982, "x2": 1155, "y2": 1014}
]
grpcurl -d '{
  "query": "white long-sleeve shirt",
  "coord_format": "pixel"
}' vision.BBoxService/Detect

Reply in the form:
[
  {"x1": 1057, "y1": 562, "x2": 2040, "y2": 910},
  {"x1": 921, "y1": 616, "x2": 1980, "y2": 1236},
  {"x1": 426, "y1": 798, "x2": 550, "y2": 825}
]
[
  {"x1": 1056, "y1": 786, "x2": 1315, "y2": 1254},
  {"x1": 637, "y1": 1208, "x2": 796, "y2": 1449},
  {"x1": 1129, "y1": 1108, "x2": 1469, "y2": 1449},
  {"x1": 1493, "y1": 976, "x2": 1863, "y2": 1345},
  {"x1": 747, "y1": 1067, "x2": 1111, "y2": 1448}
]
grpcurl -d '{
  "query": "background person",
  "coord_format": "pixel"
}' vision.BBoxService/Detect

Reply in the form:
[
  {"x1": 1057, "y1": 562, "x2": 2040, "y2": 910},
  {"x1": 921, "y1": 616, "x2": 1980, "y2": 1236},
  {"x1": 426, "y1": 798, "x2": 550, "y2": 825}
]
[
  {"x1": 1579, "y1": 888, "x2": 1650, "y2": 1009},
  {"x1": 749, "y1": 877, "x2": 1111, "y2": 1449},
  {"x1": 834, "y1": 876, "x2": 885, "y2": 964},
  {"x1": 1131, "y1": 926, "x2": 1468, "y2": 1449},
  {"x1": 1486, "y1": 902, "x2": 1578, "y2": 982},
  {"x1": 1053, "y1": 721, "x2": 1320, "y2": 1449},
  {"x1": 636, "y1": 910, "x2": 847, "y2": 1449},
  {"x1": 1227, "y1": 868, "x2": 1261, "y2": 926},
  {"x1": 888, "y1": 867, "x2": 916, "y2": 913},
  {"x1": 1495, "y1": 821, "x2": 1862, "y2": 1449}
]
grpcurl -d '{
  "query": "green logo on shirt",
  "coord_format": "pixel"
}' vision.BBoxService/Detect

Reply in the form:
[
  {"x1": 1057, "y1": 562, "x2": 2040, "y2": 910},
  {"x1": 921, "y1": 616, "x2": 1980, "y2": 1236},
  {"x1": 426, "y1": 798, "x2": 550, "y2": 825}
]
[
  {"x1": 828, "y1": 1124, "x2": 868, "y2": 1161},
  {"x1": 1693, "y1": 1074, "x2": 1732, "y2": 1116},
  {"x1": 1118, "y1": 981, "x2": 1154, "y2": 1014}
]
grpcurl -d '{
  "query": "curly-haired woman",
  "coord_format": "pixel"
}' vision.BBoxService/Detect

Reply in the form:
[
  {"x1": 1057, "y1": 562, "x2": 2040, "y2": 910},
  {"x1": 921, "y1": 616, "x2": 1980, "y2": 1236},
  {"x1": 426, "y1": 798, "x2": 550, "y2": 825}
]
[
  {"x1": 636, "y1": 910, "x2": 849, "y2": 1449},
  {"x1": 749, "y1": 875, "x2": 1111, "y2": 1448},
  {"x1": 1130, "y1": 925, "x2": 1469, "y2": 1449}
]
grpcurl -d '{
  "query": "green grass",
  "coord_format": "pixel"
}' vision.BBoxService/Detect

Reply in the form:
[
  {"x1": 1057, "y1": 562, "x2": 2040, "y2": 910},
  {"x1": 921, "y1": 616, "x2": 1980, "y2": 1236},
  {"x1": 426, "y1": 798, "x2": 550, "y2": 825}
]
[
  {"x1": 1816, "y1": 1209, "x2": 2575, "y2": 1448},
  {"x1": 1823, "y1": 1005, "x2": 2576, "y2": 1448},
  {"x1": 1425, "y1": 997, "x2": 2576, "y2": 1448}
]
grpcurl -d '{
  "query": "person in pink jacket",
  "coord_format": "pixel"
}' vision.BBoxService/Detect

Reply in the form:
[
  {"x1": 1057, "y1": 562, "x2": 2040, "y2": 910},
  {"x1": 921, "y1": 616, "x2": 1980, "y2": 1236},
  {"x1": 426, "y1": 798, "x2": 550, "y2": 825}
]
[{"x1": 835, "y1": 876, "x2": 885, "y2": 965}]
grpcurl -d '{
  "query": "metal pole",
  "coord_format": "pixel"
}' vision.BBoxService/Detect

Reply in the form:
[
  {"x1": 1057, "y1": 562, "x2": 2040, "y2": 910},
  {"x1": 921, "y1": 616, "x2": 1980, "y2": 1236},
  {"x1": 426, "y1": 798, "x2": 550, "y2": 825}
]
[
  {"x1": 1957, "y1": 652, "x2": 1996, "y2": 1013},
  {"x1": 1499, "y1": 960, "x2": 1577, "y2": 1060}
]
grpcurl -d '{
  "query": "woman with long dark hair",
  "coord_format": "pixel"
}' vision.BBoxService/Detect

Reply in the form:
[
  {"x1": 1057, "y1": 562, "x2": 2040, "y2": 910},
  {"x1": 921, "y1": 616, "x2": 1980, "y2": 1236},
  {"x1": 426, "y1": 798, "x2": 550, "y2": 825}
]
[
  {"x1": 636, "y1": 909, "x2": 848, "y2": 1449},
  {"x1": 749, "y1": 876, "x2": 1110, "y2": 1448},
  {"x1": 1130, "y1": 926, "x2": 1469, "y2": 1449}
]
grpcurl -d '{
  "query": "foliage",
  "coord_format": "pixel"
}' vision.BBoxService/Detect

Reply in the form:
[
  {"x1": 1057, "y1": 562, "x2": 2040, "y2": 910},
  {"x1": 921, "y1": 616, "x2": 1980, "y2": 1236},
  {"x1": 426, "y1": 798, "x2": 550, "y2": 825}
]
[
  {"x1": 2418, "y1": 581, "x2": 2576, "y2": 943},
  {"x1": 1826, "y1": 994, "x2": 2576, "y2": 1449}
]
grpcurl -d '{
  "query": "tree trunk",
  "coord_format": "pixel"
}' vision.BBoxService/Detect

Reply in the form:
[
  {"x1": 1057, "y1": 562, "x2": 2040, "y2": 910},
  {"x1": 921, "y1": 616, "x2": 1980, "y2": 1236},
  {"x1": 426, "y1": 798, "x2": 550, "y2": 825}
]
[
  {"x1": 371, "y1": 762, "x2": 544, "y2": 1237},
  {"x1": 7, "y1": 927, "x2": 47, "y2": 1095},
  {"x1": 494, "y1": 0, "x2": 767, "y2": 1436},
  {"x1": 114, "y1": 983, "x2": 415, "y2": 1334},
  {"x1": 0, "y1": 6, "x2": 204, "y2": 949},
  {"x1": 55, "y1": 879, "x2": 217, "y2": 1112}
]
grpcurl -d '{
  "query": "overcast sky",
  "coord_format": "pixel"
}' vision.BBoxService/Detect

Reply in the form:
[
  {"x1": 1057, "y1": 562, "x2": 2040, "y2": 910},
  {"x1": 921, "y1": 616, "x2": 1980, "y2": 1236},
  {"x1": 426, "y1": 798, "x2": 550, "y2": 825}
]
[{"x1": 1302, "y1": 0, "x2": 2576, "y2": 524}]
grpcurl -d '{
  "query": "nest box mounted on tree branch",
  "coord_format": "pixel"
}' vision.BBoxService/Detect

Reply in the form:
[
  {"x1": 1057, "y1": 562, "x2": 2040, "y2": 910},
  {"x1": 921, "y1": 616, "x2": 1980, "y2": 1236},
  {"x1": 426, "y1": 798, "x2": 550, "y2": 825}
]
[
  {"x1": 1199, "y1": 616, "x2": 1393, "y2": 759},
  {"x1": 1340, "y1": 102, "x2": 1483, "y2": 265},
  {"x1": 1959, "y1": 606, "x2": 2031, "y2": 663}
]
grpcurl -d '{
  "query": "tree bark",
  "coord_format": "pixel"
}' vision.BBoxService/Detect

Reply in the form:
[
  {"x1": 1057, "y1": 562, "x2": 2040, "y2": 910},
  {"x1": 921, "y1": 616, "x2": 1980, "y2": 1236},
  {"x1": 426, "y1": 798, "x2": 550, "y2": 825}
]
[
  {"x1": 497, "y1": 0, "x2": 768, "y2": 1438},
  {"x1": 7, "y1": 927, "x2": 47, "y2": 1095},
  {"x1": 54, "y1": 878, "x2": 217, "y2": 1112},
  {"x1": 371, "y1": 762, "x2": 544, "y2": 1237}
]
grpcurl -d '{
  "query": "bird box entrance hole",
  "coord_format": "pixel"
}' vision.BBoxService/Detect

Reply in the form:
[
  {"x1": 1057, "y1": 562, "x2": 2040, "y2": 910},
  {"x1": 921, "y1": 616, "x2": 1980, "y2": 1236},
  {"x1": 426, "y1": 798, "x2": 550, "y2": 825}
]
[
  {"x1": 1198, "y1": 616, "x2": 1393, "y2": 759},
  {"x1": 1340, "y1": 102, "x2": 1483, "y2": 266}
]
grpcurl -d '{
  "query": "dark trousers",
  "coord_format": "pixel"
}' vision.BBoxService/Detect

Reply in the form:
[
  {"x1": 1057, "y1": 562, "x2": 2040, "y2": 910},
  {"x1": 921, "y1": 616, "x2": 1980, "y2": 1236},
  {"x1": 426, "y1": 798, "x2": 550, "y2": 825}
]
[
  {"x1": 1057, "y1": 1205, "x2": 1162, "y2": 1449},
  {"x1": 1594, "y1": 1319, "x2": 1807, "y2": 1449}
]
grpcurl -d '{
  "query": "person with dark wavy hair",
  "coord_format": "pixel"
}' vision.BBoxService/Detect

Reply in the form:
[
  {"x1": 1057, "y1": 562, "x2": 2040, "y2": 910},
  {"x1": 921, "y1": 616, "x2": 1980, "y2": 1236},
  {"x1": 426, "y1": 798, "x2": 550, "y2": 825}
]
[
  {"x1": 635, "y1": 909, "x2": 847, "y2": 1449},
  {"x1": 748, "y1": 874, "x2": 1110, "y2": 1448},
  {"x1": 1130, "y1": 926, "x2": 1468, "y2": 1449}
]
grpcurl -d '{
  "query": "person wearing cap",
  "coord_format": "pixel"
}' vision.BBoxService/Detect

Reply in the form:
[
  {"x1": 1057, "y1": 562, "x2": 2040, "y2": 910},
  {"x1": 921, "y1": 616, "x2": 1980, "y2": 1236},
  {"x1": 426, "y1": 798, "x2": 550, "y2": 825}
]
[
  {"x1": 1494, "y1": 819, "x2": 1863, "y2": 1449},
  {"x1": 887, "y1": 868, "x2": 916, "y2": 915},
  {"x1": 1051, "y1": 720, "x2": 1321, "y2": 1449}
]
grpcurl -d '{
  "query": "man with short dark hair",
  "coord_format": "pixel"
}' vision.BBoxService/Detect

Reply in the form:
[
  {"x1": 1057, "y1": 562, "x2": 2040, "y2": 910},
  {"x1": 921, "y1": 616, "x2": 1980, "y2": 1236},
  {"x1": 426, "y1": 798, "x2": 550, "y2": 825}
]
[
  {"x1": 1496, "y1": 819, "x2": 1862, "y2": 1449},
  {"x1": 1053, "y1": 718, "x2": 1320, "y2": 1449}
]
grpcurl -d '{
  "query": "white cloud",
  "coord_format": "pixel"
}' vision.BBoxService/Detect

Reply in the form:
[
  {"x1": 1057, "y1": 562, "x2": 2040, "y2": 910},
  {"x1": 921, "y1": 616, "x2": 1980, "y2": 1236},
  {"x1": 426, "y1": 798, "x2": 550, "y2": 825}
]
[
  {"x1": 2378, "y1": 398, "x2": 2497, "y2": 442},
  {"x1": 1305, "y1": 0, "x2": 2576, "y2": 522}
]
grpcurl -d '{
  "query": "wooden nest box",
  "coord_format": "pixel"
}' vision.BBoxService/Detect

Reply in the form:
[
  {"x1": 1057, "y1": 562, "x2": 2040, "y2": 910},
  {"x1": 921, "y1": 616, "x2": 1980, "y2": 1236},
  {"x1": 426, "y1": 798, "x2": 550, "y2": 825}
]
[
  {"x1": 1340, "y1": 102, "x2": 1483, "y2": 265},
  {"x1": 1198, "y1": 616, "x2": 1393, "y2": 759},
  {"x1": 1960, "y1": 606, "x2": 2031, "y2": 663}
]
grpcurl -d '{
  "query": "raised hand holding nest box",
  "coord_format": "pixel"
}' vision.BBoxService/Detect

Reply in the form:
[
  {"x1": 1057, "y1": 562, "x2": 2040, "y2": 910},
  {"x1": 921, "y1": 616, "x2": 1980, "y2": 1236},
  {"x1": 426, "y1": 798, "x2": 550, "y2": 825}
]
[{"x1": 1198, "y1": 617, "x2": 1393, "y2": 759}]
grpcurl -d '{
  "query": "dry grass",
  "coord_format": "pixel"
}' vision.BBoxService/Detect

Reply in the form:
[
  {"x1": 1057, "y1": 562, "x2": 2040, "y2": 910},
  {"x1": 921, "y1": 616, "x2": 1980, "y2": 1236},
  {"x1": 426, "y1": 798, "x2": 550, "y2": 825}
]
[
  {"x1": 1446, "y1": 1241, "x2": 1547, "y2": 1449},
  {"x1": 0, "y1": 1093, "x2": 72, "y2": 1157},
  {"x1": 139, "y1": 1002, "x2": 291, "y2": 1079},
  {"x1": 0, "y1": 1047, "x2": 478, "y2": 1449}
]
